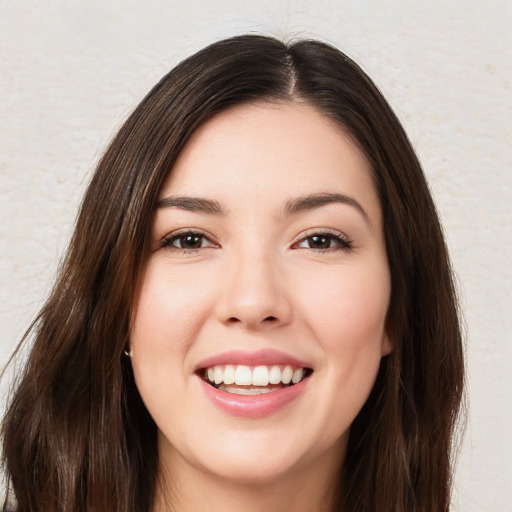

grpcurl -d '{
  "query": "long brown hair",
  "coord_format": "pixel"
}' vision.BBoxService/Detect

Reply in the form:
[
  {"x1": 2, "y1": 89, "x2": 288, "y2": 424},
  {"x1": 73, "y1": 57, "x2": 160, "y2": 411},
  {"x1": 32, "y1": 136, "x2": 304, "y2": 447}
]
[{"x1": 2, "y1": 35, "x2": 464, "y2": 512}]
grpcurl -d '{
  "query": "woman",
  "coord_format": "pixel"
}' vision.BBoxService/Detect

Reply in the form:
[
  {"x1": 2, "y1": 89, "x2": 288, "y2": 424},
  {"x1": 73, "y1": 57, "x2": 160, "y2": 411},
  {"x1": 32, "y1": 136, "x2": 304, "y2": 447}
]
[{"x1": 1, "y1": 35, "x2": 464, "y2": 512}]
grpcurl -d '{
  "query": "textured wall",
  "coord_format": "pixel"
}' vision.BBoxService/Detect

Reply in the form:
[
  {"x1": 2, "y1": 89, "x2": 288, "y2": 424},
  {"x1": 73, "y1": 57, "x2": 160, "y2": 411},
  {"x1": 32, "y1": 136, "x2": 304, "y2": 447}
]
[{"x1": 1, "y1": 1, "x2": 511, "y2": 509}]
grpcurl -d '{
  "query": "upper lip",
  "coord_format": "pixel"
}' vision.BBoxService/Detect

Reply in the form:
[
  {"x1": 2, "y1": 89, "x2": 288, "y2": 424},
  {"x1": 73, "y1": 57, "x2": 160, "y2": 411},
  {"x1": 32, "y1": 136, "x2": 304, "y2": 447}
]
[{"x1": 194, "y1": 349, "x2": 312, "y2": 371}]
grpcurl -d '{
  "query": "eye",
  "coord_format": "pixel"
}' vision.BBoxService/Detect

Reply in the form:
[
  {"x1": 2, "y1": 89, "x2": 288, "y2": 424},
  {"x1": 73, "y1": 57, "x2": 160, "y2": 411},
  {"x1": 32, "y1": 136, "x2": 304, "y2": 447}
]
[
  {"x1": 160, "y1": 230, "x2": 217, "y2": 251},
  {"x1": 293, "y1": 231, "x2": 353, "y2": 252}
]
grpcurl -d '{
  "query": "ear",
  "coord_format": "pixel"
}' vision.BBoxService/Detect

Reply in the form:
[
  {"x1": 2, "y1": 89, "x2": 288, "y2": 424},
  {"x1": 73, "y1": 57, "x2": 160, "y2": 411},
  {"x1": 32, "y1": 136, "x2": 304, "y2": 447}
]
[
  {"x1": 381, "y1": 313, "x2": 394, "y2": 356},
  {"x1": 381, "y1": 333, "x2": 393, "y2": 356}
]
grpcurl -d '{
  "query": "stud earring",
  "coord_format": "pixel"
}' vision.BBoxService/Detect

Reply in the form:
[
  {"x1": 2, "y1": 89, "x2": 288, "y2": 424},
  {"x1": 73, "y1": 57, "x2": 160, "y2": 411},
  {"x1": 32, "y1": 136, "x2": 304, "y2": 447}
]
[{"x1": 124, "y1": 348, "x2": 133, "y2": 357}]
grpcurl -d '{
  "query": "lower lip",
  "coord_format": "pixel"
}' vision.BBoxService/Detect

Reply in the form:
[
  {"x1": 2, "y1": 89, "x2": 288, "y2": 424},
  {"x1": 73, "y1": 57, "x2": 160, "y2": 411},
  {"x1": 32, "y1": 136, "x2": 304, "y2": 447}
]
[{"x1": 198, "y1": 376, "x2": 310, "y2": 418}]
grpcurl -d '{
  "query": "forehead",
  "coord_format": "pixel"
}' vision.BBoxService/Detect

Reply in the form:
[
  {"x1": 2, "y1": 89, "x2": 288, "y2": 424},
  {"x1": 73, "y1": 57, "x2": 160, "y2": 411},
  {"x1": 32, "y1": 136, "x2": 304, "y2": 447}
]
[{"x1": 160, "y1": 101, "x2": 381, "y2": 223}]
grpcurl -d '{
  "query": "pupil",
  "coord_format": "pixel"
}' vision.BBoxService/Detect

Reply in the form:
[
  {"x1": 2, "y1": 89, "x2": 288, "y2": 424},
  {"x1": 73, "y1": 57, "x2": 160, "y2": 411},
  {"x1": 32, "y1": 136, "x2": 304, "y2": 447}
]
[
  {"x1": 183, "y1": 235, "x2": 201, "y2": 248},
  {"x1": 310, "y1": 235, "x2": 330, "y2": 249}
]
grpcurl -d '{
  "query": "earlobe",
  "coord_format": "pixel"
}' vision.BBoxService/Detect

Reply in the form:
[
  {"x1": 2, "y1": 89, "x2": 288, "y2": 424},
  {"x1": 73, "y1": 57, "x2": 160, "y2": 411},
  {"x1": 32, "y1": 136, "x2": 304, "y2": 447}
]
[{"x1": 381, "y1": 335, "x2": 393, "y2": 356}]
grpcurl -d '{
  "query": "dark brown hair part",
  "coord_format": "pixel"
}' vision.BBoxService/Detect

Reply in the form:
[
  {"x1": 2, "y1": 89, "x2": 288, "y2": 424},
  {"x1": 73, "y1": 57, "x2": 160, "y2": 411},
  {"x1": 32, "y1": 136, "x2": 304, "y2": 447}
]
[{"x1": 1, "y1": 35, "x2": 464, "y2": 512}]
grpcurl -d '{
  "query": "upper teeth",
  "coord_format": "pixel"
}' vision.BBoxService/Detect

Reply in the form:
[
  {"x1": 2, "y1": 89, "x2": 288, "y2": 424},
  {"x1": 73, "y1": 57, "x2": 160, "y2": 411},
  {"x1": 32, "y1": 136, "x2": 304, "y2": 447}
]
[{"x1": 204, "y1": 365, "x2": 305, "y2": 386}]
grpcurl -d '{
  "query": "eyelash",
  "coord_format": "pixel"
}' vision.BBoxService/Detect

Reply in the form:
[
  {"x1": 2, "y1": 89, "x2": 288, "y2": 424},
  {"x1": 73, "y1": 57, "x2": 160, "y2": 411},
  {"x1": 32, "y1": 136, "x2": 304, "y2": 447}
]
[
  {"x1": 292, "y1": 230, "x2": 354, "y2": 253},
  {"x1": 160, "y1": 229, "x2": 217, "y2": 254},
  {"x1": 159, "y1": 229, "x2": 354, "y2": 254}
]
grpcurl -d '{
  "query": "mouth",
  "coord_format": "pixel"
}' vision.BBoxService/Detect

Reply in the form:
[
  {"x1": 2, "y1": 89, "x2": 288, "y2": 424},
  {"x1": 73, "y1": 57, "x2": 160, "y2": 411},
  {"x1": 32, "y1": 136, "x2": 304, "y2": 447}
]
[{"x1": 199, "y1": 364, "x2": 313, "y2": 396}]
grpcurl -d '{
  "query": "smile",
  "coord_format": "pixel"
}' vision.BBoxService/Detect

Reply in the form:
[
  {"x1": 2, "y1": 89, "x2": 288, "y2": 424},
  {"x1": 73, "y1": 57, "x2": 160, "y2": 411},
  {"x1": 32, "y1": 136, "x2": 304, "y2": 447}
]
[{"x1": 201, "y1": 364, "x2": 312, "y2": 395}]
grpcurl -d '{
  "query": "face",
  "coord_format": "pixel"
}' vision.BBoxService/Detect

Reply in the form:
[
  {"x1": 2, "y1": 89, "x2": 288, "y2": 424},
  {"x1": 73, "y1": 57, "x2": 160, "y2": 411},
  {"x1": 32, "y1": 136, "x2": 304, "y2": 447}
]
[{"x1": 130, "y1": 102, "x2": 391, "y2": 487}]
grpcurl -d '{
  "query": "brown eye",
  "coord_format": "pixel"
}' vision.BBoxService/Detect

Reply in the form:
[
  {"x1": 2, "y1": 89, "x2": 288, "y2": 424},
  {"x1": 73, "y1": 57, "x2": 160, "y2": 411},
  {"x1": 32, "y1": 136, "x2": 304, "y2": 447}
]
[
  {"x1": 295, "y1": 231, "x2": 353, "y2": 252},
  {"x1": 176, "y1": 234, "x2": 204, "y2": 249},
  {"x1": 306, "y1": 235, "x2": 332, "y2": 249},
  {"x1": 161, "y1": 231, "x2": 216, "y2": 251}
]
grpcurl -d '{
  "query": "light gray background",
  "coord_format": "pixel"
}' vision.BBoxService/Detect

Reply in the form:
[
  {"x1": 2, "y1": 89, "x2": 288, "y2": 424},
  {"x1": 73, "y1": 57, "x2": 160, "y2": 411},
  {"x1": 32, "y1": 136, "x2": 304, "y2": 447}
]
[{"x1": 1, "y1": 1, "x2": 511, "y2": 510}]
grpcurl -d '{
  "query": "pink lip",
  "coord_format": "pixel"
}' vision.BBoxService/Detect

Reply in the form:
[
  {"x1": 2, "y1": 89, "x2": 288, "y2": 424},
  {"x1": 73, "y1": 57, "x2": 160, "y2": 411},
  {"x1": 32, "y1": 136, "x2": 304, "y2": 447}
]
[
  {"x1": 198, "y1": 375, "x2": 310, "y2": 418},
  {"x1": 194, "y1": 349, "x2": 311, "y2": 371}
]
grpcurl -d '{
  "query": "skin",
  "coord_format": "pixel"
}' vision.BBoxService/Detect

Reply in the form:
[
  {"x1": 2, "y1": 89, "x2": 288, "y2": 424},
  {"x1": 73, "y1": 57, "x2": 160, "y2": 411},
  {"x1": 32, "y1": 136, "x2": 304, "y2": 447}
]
[{"x1": 130, "y1": 101, "x2": 392, "y2": 512}]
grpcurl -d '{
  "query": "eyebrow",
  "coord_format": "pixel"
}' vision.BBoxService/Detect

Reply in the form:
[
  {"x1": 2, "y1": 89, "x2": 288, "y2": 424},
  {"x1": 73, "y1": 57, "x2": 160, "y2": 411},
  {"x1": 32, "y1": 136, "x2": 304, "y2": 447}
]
[
  {"x1": 156, "y1": 195, "x2": 225, "y2": 215},
  {"x1": 283, "y1": 192, "x2": 370, "y2": 224},
  {"x1": 156, "y1": 192, "x2": 370, "y2": 224}
]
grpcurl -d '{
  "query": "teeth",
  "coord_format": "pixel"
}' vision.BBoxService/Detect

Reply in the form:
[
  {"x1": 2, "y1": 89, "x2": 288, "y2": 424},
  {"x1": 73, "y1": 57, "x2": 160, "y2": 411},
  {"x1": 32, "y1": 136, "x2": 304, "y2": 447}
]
[
  {"x1": 234, "y1": 365, "x2": 252, "y2": 385},
  {"x1": 224, "y1": 365, "x2": 235, "y2": 384},
  {"x1": 268, "y1": 365, "x2": 282, "y2": 384},
  {"x1": 252, "y1": 366, "x2": 269, "y2": 386},
  {"x1": 282, "y1": 365, "x2": 293, "y2": 384},
  {"x1": 292, "y1": 368, "x2": 304, "y2": 384},
  {"x1": 214, "y1": 366, "x2": 223, "y2": 385},
  {"x1": 218, "y1": 385, "x2": 275, "y2": 395},
  {"x1": 203, "y1": 364, "x2": 308, "y2": 387}
]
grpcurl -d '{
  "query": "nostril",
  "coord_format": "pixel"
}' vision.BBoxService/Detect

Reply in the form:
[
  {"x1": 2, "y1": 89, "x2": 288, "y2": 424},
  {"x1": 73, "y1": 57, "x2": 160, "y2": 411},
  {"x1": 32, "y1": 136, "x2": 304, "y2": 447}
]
[{"x1": 225, "y1": 315, "x2": 278, "y2": 324}]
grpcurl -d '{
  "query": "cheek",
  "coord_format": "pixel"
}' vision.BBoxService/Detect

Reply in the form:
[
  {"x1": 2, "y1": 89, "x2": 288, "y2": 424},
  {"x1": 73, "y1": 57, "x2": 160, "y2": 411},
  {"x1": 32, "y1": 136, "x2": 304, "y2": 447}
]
[
  {"x1": 299, "y1": 265, "x2": 390, "y2": 405},
  {"x1": 315, "y1": 296, "x2": 387, "y2": 393},
  {"x1": 129, "y1": 264, "x2": 207, "y2": 402},
  {"x1": 301, "y1": 266, "x2": 390, "y2": 348},
  {"x1": 131, "y1": 263, "x2": 210, "y2": 352}
]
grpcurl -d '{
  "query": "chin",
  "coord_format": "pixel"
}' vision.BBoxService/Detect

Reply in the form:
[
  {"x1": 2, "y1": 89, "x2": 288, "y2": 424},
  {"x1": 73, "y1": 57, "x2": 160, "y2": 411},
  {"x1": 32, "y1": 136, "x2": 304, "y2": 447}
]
[
  {"x1": 200, "y1": 452, "x2": 305, "y2": 486},
  {"x1": 177, "y1": 425, "x2": 347, "y2": 488}
]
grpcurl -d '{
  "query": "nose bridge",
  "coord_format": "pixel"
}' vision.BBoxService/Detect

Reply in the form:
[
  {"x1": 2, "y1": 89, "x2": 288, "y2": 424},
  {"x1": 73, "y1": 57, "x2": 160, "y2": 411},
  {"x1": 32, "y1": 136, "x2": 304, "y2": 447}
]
[{"x1": 216, "y1": 241, "x2": 291, "y2": 328}]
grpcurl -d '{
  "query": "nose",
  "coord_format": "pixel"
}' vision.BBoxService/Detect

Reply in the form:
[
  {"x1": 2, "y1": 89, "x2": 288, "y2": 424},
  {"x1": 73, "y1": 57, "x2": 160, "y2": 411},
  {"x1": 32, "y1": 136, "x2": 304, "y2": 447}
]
[{"x1": 215, "y1": 248, "x2": 292, "y2": 330}]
